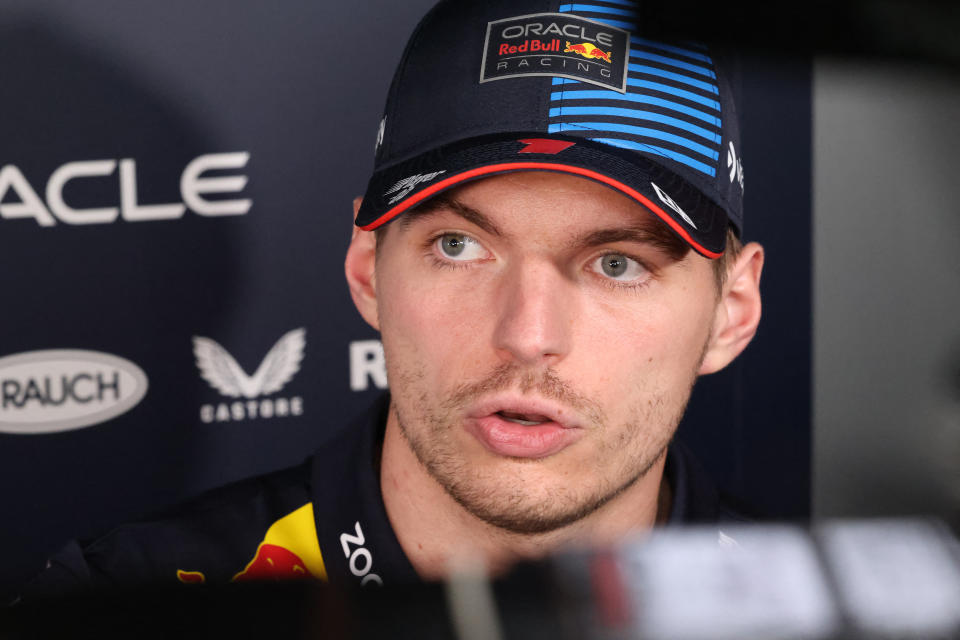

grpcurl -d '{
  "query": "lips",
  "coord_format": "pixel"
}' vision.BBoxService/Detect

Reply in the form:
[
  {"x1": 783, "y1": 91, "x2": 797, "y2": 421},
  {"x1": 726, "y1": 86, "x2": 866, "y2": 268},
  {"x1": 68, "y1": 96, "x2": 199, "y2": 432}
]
[{"x1": 464, "y1": 398, "x2": 583, "y2": 459}]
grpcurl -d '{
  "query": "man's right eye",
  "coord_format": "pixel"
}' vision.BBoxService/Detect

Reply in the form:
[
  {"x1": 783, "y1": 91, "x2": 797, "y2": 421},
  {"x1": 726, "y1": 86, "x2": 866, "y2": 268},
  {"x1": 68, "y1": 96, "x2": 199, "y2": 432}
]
[{"x1": 435, "y1": 233, "x2": 486, "y2": 261}]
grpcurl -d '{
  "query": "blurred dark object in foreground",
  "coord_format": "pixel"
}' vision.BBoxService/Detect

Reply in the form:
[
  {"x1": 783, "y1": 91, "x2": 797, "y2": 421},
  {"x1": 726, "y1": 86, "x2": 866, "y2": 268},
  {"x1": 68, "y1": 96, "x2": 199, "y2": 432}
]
[{"x1": 3, "y1": 519, "x2": 959, "y2": 639}]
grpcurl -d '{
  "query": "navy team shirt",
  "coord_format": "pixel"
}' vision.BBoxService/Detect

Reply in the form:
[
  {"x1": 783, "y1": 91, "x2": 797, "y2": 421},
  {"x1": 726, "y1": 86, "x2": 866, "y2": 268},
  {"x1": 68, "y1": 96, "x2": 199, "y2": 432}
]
[{"x1": 23, "y1": 394, "x2": 743, "y2": 596}]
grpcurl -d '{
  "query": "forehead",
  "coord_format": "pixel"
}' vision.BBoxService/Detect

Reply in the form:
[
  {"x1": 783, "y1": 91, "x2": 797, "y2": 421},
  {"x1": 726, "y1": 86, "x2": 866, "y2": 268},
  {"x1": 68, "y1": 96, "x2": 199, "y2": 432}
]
[{"x1": 394, "y1": 171, "x2": 683, "y2": 246}]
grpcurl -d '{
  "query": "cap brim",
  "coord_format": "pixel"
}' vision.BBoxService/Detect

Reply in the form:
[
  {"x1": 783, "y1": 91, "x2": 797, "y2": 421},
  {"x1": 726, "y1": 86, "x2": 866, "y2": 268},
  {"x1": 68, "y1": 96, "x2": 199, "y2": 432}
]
[{"x1": 356, "y1": 135, "x2": 728, "y2": 258}]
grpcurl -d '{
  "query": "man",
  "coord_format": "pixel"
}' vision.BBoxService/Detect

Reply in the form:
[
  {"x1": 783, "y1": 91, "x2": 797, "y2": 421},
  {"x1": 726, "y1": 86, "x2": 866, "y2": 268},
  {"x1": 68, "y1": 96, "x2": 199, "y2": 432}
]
[{"x1": 24, "y1": 0, "x2": 761, "y2": 593}]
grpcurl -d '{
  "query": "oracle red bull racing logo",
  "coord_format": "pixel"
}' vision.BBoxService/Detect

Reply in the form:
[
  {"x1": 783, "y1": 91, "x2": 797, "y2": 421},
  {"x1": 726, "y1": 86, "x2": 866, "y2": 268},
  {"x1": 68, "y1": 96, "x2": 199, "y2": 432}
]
[{"x1": 480, "y1": 12, "x2": 630, "y2": 93}]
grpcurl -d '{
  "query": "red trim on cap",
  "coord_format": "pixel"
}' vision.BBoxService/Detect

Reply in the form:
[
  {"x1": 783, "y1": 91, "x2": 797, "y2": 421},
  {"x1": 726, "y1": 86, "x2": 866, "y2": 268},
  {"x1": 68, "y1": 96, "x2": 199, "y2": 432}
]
[{"x1": 359, "y1": 162, "x2": 722, "y2": 259}]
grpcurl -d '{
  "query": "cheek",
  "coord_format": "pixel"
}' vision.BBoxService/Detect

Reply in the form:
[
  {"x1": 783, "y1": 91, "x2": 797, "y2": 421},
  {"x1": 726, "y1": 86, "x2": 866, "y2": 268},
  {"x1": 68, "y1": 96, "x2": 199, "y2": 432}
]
[
  {"x1": 376, "y1": 268, "x2": 494, "y2": 379},
  {"x1": 577, "y1": 287, "x2": 716, "y2": 390}
]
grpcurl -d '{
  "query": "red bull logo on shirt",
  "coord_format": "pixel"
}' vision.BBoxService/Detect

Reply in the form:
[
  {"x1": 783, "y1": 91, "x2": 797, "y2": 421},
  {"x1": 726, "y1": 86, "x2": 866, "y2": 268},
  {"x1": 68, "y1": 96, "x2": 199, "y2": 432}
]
[
  {"x1": 232, "y1": 543, "x2": 310, "y2": 581},
  {"x1": 176, "y1": 503, "x2": 326, "y2": 585}
]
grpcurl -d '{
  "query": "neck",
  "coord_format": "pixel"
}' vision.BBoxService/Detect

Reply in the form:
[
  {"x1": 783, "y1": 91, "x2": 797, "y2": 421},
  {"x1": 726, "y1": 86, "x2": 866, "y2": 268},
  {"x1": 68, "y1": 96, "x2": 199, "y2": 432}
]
[{"x1": 379, "y1": 406, "x2": 669, "y2": 580}]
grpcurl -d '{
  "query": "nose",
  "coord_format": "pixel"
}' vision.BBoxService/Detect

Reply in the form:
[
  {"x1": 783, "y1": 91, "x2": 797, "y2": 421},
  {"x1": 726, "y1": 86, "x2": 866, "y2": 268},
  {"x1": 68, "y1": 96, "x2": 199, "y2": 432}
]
[{"x1": 492, "y1": 260, "x2": 573, "y2": 366}]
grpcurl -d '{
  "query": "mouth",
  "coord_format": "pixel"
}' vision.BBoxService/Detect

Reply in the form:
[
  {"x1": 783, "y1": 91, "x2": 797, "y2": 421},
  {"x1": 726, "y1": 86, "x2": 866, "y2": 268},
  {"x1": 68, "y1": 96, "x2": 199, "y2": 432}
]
[
  {"x1": 496, "y1": 410, "x2": 552, "y2": 426},
  {"x1": 468, "y1": 396, "x2": 578, "y2": 428},
  {"x1": 464, "y1": 397, "x2": 583, "y2": 459}
]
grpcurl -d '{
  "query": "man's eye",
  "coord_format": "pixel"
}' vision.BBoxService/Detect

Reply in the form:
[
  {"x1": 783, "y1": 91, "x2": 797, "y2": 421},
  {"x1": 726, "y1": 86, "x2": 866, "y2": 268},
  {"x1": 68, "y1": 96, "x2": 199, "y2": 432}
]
[
  {"x1": 593, "y1": 253, "x2": 646, "y2": 281},
  {"x1": 435, "y1": 234, "x2": 486, "y2": 261}
]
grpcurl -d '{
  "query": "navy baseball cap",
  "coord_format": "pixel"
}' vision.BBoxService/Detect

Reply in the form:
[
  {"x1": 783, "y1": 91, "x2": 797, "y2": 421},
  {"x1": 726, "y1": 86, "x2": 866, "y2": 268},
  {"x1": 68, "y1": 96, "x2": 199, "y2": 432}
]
[{"x1": 357, "y1": 0, "x2": 745, "y2": 259}]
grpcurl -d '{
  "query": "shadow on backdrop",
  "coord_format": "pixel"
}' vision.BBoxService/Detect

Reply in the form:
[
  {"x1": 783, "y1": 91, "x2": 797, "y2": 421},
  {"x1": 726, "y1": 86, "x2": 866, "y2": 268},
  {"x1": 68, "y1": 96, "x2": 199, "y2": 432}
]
[{"x1": 0, "y1": 14, "x2": 244, "y2": 595}]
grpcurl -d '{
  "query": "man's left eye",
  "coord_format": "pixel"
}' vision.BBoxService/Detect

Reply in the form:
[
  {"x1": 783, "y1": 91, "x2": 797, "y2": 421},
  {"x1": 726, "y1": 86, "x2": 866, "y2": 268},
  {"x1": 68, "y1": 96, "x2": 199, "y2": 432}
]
[
  {"x1": 591, "y1": 253, "x2": 647, "y2": 282},
  {"x1": 435, "y1": 233, "x2": 486, "y2": 261}
]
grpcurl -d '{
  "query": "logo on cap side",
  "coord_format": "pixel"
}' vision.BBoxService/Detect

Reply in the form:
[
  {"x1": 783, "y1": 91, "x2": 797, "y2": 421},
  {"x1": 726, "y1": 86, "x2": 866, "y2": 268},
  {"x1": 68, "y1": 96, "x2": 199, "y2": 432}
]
[
  {"x1": 480, "y1": 13, "x2": 630, "y2": 93},
  {"x1": 651, "y1": 182, "x2": 697, "y2": 229},
  {"x1": 727, "y1": 141, "x2": 745, "y2": 191},
  {"x1": 385, "y1": 171, "x2": 447, "y2": 205}
]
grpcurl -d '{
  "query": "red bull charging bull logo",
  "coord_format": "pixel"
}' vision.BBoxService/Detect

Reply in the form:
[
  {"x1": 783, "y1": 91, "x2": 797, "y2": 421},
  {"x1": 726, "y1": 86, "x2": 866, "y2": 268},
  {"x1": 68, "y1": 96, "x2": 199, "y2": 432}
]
[
  {"x1": 563, "y1": 41, "x2": 613, "y2": 64},
  {"x1": 232, "y1": 543, "x2": 310, "y2": 581},
  {"x1": 176, "y1": 503, "x2": 327, "y2": 585}
]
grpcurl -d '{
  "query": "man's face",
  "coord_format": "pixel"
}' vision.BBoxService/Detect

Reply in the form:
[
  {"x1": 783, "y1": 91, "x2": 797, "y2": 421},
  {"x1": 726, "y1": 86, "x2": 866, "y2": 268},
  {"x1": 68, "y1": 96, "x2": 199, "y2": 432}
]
[{"x1": 368, "y1": 172, "x2": 724, "y2": 534}]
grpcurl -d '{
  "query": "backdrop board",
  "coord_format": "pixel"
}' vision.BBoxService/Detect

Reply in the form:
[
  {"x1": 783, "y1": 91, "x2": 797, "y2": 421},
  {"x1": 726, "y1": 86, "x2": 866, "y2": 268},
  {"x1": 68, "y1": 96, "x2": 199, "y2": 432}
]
[{"x1": 0, "y1": 0, "x2": 811, "y2": 595}]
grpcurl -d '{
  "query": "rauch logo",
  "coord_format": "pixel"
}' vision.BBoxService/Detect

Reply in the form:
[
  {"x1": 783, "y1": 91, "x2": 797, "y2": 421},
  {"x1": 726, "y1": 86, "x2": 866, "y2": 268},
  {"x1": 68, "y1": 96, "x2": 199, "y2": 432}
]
[
  {"x1": 0, "y1": 350, "x2": 149, "y2": 435},
  {"x1": 194, "y1": 328, "x2": 305, "y2": 424}
]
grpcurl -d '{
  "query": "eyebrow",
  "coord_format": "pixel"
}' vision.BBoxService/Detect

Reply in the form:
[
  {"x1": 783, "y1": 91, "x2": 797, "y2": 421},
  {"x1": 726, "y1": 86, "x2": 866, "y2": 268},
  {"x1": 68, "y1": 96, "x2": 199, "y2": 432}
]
[
  {"x1": 399, "y1": 195, "x2": 503, "y2": 237},
  {"x1": 400, "y1": 193, "x2": 689, "y2": 261},
  {"x1": 573, "y1": 226, "x2": 689, "y2": 261}
]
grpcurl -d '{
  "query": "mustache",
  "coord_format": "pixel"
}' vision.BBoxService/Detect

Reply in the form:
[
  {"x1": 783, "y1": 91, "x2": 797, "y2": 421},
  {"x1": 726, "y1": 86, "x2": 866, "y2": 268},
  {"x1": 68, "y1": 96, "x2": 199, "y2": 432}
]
[{"x1": 443, "y1": 363, "x2": 606, "y2": 425}]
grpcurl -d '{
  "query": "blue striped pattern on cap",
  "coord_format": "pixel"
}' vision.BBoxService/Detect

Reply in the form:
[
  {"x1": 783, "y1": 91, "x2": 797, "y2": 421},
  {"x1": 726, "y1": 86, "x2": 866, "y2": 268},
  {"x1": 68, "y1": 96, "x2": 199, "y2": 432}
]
[{"x1": 551, "y1": 1, "x2": 722, "y2": 177}]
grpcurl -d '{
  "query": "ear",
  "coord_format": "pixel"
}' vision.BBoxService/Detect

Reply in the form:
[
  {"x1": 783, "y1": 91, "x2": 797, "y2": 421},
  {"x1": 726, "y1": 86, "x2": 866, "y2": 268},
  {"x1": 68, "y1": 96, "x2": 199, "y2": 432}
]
[
  {"x1": 344, "y1": 196, "x2": 380, "y2": 330},
  {"x1": 699, "y1": 242, "x2": 764, "y2": 375}
]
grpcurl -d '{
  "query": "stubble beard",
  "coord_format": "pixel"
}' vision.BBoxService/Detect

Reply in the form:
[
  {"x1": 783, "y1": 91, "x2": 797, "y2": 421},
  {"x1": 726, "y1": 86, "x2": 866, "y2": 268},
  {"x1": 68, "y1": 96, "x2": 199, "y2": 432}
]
[{"x1": 390, "y1": 359, "x2": 701, "y2": 536}]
